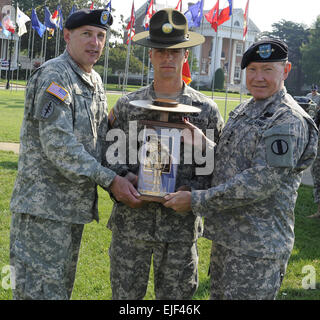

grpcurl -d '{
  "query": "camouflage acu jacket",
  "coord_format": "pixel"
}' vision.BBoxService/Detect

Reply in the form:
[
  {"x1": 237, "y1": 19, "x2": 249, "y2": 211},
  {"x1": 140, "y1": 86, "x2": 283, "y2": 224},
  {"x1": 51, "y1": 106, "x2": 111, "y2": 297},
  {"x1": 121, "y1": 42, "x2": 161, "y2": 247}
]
[
  {"x1": 10, "y1": 50, "x2": 116, "y2": 224},
  {"x1": 192, "y1": 88, "x2": 318, "y2": 259},
  {"x1": 106, "y1": 83, "x2": 224, "y2": 242}
]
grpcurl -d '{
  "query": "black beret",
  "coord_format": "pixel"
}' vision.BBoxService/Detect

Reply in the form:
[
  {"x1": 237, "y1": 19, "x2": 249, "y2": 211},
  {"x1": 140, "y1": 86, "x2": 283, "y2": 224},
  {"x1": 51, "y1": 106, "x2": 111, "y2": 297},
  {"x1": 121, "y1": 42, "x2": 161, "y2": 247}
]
[
  {"x1": 65, "y1": 9, "x2": 113, "y2": 31},
  {"x1": 241, "y1": 38, "x2": 288, "y2": 69}
]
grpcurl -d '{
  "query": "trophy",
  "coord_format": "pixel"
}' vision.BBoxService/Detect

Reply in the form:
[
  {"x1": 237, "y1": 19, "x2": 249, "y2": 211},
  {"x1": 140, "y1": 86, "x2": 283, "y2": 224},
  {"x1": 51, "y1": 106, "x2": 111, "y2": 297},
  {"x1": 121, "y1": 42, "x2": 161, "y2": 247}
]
[{"x1": 129, "y1": 98, "x2": 201, "y2": 203}]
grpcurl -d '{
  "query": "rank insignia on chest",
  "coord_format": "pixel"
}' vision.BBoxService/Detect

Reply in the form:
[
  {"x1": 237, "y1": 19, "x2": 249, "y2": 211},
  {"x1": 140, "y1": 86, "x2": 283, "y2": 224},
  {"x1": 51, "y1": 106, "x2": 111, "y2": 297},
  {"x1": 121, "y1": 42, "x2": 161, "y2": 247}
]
[
  {"x1": 46, "y1": 82, "x2": 69, "y2": 102},
  {"x1": 41, "y1": 102, "x2": 54, "y2": 119}
]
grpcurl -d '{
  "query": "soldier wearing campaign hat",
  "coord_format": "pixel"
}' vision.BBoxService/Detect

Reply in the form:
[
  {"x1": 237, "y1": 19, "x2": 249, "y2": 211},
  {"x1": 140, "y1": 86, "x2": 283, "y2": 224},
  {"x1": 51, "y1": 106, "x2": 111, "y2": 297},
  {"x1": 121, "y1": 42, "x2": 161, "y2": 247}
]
[
  {"x1": 9, "y1": 8, "x2": 142, "y2": 300},
  {"x1": 164, "y1": 38, "x2": 318, "y2": 299},
  {"x1": 106, "y1": 8, "x2": 224, "y2": 299}
]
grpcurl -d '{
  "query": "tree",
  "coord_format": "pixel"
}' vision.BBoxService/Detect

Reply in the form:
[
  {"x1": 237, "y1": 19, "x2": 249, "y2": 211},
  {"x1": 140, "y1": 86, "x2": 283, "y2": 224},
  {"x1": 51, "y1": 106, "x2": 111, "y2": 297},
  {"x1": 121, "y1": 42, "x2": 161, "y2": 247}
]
[
  {"x1": 214, "y1": 68, "x2": 224, "y2": 90},
  {"x1": 106, "y1": 43, "x2": 143, "y2": 74},
  {"x1": 301, "y1": 16, "x2": 320, "y2": 88},
  {"x1": 261, "y1": 20, "x2": 310, "y2": 95}
]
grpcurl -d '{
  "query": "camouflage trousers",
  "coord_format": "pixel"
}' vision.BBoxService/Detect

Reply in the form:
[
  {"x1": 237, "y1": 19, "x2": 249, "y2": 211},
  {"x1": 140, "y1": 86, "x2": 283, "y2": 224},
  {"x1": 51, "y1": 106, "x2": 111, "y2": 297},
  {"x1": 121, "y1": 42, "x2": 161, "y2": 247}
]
[
  {"x1": 108, "y1": 231, "x2": 199, "y2": 300},
  {"x1": 10, "y1": 212, "x2": 84, "y2": 300},
  {"x1": 311, "y1": 135, "x2": 320, "y2": 203},
  {"x1": 209, "y1": 242, "x2": 288, "y2": 300}
]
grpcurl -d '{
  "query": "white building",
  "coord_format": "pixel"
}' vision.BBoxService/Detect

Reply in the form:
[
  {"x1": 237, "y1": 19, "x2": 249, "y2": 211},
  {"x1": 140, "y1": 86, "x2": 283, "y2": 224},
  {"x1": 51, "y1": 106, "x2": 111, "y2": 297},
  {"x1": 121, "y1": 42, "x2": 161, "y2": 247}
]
[{"x1": 191, "y1": 8, "x2": 260, "y2": 90}]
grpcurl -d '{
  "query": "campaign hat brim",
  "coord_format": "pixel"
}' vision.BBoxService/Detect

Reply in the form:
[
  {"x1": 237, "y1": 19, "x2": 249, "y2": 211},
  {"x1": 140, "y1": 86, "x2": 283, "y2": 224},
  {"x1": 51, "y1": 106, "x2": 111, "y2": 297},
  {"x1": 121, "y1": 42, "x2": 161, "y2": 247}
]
[
  {"x1": 129, "y1": 100, "x2": 201, "y2": 113},
  {"x1": 132, "y1": 31, "x2": 205, "y2": 49}
]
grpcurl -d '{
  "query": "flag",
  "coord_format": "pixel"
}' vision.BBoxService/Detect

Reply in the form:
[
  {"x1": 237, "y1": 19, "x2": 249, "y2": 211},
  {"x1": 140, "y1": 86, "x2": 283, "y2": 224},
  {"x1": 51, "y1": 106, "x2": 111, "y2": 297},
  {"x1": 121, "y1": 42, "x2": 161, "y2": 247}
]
[
  {"x1": 90, "y1": 2, "x2": 94, "y2": 10},
  {"x1": 0, "y1": 21, "x2": 10, "y2": 37},
  {"x1": 175, "y1": 0, "x2": 182, "y2": 11},
  {"x1": 16, "y1": 7, "x2": 30, "y2": 37},
  {"x1": 31, "y1": 8, "x2": 46, "y2": 38},
  {"x1": 126, "y1": 1, "x2": 135, "y2": 44},
  {"x1": 51, "y1": 9, "x2": 59, "y2": 28},
  {"x1": 57, "y1": 5, "x2": 64, "y2": 31},
  {"x1": 184, "y1": 0, "x2": 204, "y2": 28},
  {"x1": 143, "y1": 0, "x2": 155, "y2": 31},
  {"x1": 105, "y1": 0, "x2": 112, "y2": 11},
  {"x1": 217, "y1": 0, "x2": 232, "y2": 26},
  {"x1": 205, "y1": 0, "x2": 219, "y2": 32},
  {"x1": 2, "y1": 15, "x2": 15, "y2": 33},
  {"x1": 243, "y1": 0, "x2": 249, "y2": 40},
  {"x1": 44, "y1": 7, "x2": 57, "y2": 29},
  {"x1": 182, "y1": 60, "x2": 192, "y2": 85},
  {"x1": 68, "y1": 4, "x2": 78, "y2": 17}
]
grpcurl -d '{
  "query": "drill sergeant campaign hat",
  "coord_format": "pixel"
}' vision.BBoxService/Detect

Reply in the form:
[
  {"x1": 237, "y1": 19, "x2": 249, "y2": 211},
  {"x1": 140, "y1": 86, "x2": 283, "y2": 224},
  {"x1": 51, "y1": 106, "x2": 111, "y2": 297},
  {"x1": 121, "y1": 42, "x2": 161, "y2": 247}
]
[
  {"x1": 241, "y1": 38, "x2": 288, "y2": 69},
  {"x1": 132, "y1": 8, "x2": 205, "y2": 49},
  {"x1": 65, "y1": 8, "x2": 113, "y2": 31}
]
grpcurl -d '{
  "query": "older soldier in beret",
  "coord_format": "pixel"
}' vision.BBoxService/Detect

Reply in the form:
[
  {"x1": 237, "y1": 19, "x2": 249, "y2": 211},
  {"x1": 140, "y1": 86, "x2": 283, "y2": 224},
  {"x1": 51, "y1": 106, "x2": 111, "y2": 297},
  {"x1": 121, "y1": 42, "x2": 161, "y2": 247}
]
[
  {"x1": 9, "y1": 8, "x2": 141, "y2": 300},
  {"x1": 164, "y1": 38, "x2": 318, "y2": 299},
  {"x1": 106, "y1": 8, "x2": 223, "y2": 299}
]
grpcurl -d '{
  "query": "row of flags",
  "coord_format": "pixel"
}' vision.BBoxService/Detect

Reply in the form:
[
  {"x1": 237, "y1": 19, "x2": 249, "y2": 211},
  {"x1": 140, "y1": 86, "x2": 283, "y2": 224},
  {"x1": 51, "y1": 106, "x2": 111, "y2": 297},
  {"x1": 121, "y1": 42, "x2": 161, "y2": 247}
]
[
  {"x1": 1, "y1": 1, "x2": 250, "y2": 88},
  {"x1": 125, "y1": 0, "x2": 250, "y2": 85},
  {"x1": 185, "y1": 0, "x2": 249, "y2": 39},
  {"x1": 0, "y1": 1, "x2": 111, "y2": 39}
]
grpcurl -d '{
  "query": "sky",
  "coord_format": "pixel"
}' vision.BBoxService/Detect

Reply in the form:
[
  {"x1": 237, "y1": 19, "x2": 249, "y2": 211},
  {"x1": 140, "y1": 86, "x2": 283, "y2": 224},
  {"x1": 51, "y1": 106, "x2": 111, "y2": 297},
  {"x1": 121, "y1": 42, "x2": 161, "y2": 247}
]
[{"x1": 110, "y1": 0, "x2": 320, "y2": 34}]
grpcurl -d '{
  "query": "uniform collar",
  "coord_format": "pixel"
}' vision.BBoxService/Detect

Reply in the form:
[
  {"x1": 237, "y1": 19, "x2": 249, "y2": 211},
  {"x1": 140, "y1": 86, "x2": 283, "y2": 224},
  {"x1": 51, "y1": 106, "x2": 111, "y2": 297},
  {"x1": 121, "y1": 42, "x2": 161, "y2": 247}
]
[
  {"x1": 62, "y1": 50, "x2": 95, "y2": 88},
  {"x1": 244, "y1": 87, "x2": 287, "y2": 119}
]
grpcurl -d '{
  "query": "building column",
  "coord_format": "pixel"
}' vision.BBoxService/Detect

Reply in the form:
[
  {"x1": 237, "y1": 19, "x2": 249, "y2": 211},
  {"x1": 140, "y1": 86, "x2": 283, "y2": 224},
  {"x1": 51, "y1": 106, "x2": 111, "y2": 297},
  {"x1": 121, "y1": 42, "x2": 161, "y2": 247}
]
[
  {"x1": 215, "y1": 36, "x2": 223, "y2": 73},
  {"x1": 230, "y1": 40, "x2": 237, "y2": 85},
  {"x1": 209, "y1": 35, "x2": 223, "y2": 79},
  {"x1": 241, "y1": 40, "x2": 251, "y2": 88}
]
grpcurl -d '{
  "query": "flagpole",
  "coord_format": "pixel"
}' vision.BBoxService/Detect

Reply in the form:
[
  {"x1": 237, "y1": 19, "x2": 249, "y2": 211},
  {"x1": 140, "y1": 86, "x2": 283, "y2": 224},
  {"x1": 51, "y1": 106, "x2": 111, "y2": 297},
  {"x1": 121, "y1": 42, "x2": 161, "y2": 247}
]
[
  {"x1": 240, "y1": 0, "x2": 250, "y2": 103},
  {"x1": 30, "y1": 28, "x2": 35, "y2": 78},
  {"x1": 197, "y1": 15, "x2": 204, "y2": 91},
  {"x1": 123, "y1": 35, "x2": 132, "y2": 94},
  {"x1": 223, "y1": 0, "x2": 234, "y2": 122},
  {"x1": 211, "y1": 28, "x2": 219, "y2": 99},
  {"x1": 147, "y1": 55, "x2": 151, "y2": 86},
  {"x1": 141, "y1": 46, "x2": 145, "y2": 87},
  {"x1": 103, "y1": 28, "x2": 111, "y2": 90},
  {"x1": 26, "y1": 10, "x2": 32, "y2": 81},
  {"x1": 123, "y1": 1, "x2": 134, "y2": 95}
]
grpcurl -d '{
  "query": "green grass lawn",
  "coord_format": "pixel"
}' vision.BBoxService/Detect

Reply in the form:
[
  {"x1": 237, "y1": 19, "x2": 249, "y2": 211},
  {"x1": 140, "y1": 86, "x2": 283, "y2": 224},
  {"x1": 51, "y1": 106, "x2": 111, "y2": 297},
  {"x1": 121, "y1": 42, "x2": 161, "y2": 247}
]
[
  {"x1": 0, "y1": 90, "x2": 238, "y2": 143},
  {"x1": 0, "y1": 150, "x2": 319, "y2": 300}
]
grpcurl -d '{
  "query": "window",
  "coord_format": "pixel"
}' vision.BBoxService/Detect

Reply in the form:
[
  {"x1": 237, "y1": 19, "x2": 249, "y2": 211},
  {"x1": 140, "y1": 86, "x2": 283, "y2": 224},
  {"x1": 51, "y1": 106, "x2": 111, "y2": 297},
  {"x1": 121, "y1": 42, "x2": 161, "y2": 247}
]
[
  {"x1": 234, "y1": 66, "x2": 241, "y2": 80},
  {"x1": 236, "y1": 43, "x2": 243, "y2": 56},
  {"x1": 234, "y1": 21, "x2": 240, "y2": 27}
]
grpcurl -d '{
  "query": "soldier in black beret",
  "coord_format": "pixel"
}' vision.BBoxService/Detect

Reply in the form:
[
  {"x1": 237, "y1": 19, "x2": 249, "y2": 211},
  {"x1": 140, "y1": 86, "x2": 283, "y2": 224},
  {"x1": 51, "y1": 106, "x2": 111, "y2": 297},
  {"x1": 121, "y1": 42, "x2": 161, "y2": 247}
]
[
  {"x1": 65, "y1": 8, "x2": 113, "y2": 31},
  {"x1": 9, "y1": 7, "x2": 143, "y2": 300},
  {"x1": 164, "y1": 37, "x2": 318, "y2": 299}
]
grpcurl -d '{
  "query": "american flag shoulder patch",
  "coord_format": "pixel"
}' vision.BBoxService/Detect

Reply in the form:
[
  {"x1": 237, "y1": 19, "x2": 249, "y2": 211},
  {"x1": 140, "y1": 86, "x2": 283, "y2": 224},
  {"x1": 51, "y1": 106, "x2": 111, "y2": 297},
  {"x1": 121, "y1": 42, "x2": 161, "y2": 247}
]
[{"x1": 46, "y1": 82, "x2": 69, "y2": 101}]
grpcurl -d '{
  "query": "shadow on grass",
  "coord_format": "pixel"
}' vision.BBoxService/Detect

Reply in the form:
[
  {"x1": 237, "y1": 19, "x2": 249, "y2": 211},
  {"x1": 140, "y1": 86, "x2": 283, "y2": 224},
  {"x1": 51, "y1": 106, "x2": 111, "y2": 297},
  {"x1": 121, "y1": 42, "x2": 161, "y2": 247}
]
[
  {"x1": 3, "y1": 103, "x2": 24, "y2": 109},
  {"x1": 278, "y1": 284, "x2": 320, "y2": 300},
  {"x1": 0, "y1": 161, "x2": 18, "y2": 170}
]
